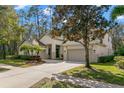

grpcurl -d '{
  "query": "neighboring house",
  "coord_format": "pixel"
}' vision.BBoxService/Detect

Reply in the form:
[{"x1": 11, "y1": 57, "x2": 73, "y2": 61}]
[
  {"x1": 20, "y1": 33, "x2": 113, "y2": 62},
  {"x1": 39, "y1": 33, "x2": 113, "y2": 62}
]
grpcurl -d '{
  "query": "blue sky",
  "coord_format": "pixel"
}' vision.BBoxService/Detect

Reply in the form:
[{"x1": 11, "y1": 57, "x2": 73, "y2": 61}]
[
  {"x1": 14, "y1": 5, "x2": 52, "y2": 33},
  {"x1": 103, "y1": 5, "x2": 124, "y2": 24},
  {"x1": 14, "y1": 5, "x2": 124, "y2": 24},
  {"x1": 103, "y1": 6, "x2": 115, "y2": 21},
  {"x1": 14, "y1": 5, "x2": 51, "y2": 15}
]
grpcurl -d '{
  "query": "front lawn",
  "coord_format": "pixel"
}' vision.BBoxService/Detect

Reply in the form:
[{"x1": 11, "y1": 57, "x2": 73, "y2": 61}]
[
  {"x1": 0, "y1": 68, "x2": 9, "y2": 72},
  {"x1": 31, "y1": 78, "x2": 83, "y2": 88},
  {"x1": 63, "y1": 62, "x2": 124, "y2": 85},
  {"x1": 0, "y1": 59, "x2": 27, "y2": 67},
  {"x1": 0, "y1": 59, "x2": 43, "y2": 67},
  {"x1": 0, "y1": 55, "x2": 45, "y2": 67}
]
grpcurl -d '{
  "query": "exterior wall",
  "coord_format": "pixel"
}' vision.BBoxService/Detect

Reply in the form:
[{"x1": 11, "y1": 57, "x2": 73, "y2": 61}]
[
  {"x1": 39, "y1": 50, "x2": 47, "y2": 58},
  {"x1": 91, "y1": 34, "x2": 113, "y2": 62},
  {"x1": 92, "y1": 34, "x2": 113, "y2": 56},
  {"x1": 63, "y1": 34, "x2": 113, "y2": 62},
  {"x1": 91, "y1": 46, "x2": 113, "y2": 62},
  {"x1": 19, "y1": 33, "x2": 113, "y2": 62}
]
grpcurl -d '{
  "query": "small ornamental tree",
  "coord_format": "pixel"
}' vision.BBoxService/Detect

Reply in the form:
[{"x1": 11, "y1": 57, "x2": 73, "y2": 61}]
[
  {"x1": 29, "y1": 45, "x2": 35, "y2": 56},
  {"x1": 20, "y1": 44, "x2": 31, "y2": 55},
  {"x1": 52, "y1": 5, "x2": 111, "y2": 68},
  {"x1": 33, "y1": 45, "x2": 45, "y2": 56},
  {"x1": 20, "y1": 44, "x2": 45, "y2": 56}
]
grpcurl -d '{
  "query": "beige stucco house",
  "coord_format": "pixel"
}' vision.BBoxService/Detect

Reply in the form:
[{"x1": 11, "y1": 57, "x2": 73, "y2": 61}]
[
  {"x1": 38, "y1": 33, "x2": 113, "y2": 62},
  {"x1": 20, "y1": 33, "x2": 113, "y2": 62}
]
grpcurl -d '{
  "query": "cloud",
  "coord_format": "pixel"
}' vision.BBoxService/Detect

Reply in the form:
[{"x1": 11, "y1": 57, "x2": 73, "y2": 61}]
[
  {"x1": 63, "y1": 20, "x2": 67, "y2": 23},
  {"x1": 96, "y1": 5, "x2": 101, "y2": 7},
  {"x1": 117, "y1": 15, "x2": 124, "y2": 20},
  {"x1": 43, "y1": 8, "x2": 52, "y2": 15},
  {"x1": 116, "y1": 15, "x2": 124, "y2": 24},
  {"x1": 14, "y1": 5, "x2": 27, "y2": 10}
]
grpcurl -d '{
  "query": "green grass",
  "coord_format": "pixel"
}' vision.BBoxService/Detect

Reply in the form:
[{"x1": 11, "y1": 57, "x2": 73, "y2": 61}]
[
  {"x1": 0, "y1": 59, "x2": 27, "y2": 67},
  {"x1": 0, "y1": 59, "x2": 44, "y2": 67},
  {"x1": 63, "y1": 62, "x2": 124, "y2": 85},
  {"x1": 31, "y1": 78, "x2": 83, "y2": 88},
  {"x1": 0, "y1": 68, "x2": 9, "y2": 72}
]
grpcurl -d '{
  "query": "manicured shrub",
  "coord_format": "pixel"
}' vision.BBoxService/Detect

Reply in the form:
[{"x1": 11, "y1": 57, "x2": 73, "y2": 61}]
[
  {"x1": 13, "y1": 55, "x2": 43, "y2": 63},
  {"x1": 97, "y1": 55, "x2": 114, "y2": 63},
  {"x1": 114, "y1": 46, "x2": 124, "y2": 56},
  {"x1": 114, "y1": 56, "x2": 124, "y2": 69},
  {"x1": 14, "y1": 55, "x2": 32, "y2": 60}
]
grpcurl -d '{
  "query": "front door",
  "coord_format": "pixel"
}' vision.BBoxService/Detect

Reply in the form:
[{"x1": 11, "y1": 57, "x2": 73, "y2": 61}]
[{"x1": 56, "y1": 45, "x2": 60, "y2": 59}]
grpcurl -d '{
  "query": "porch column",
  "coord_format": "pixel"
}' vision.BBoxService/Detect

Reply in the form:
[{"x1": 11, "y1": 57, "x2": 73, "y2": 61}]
[
  {"x1": 63, "y1": 46, "x2": 67, "y2": 60},
  {"x1": 52, "y1": 44, "x2": 56, "y2": 59}
]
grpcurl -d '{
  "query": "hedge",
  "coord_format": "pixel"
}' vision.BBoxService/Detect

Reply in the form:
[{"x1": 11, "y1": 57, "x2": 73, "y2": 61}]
[{"x1": 97, "y1": 55, "x2": 114, "y2": 63}]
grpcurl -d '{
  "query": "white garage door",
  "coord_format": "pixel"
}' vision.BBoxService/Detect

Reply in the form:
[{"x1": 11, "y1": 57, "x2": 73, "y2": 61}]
[{"x1": 67, "y1": 49, "x2": 85, "y2": 61}]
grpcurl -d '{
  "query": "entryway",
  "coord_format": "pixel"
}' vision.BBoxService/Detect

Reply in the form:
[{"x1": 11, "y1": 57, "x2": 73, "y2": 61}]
[
  {"x1": 48, "y1": 45, "x2": 52, "y2": 59},
  {"x1": 56, "y1": 45, "x2": 60, "y2": 59}
]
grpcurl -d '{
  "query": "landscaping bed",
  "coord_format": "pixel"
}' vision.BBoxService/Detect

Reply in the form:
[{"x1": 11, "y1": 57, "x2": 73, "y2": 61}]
[
  {"x1": 31, "y1": 77, "x2": 83, "y2": 88},
  {"x1": 62, "y1": 62, "x2": 124, "y2": 86},
  {"x1": 31, "y1": 72, "x2": 124, "y2": 88},
  {"x1": 0, "y1": 55, "x2": 45, "y2": 67}
]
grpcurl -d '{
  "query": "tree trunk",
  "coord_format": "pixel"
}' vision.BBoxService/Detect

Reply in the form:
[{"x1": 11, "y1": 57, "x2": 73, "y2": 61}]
[
  {"x1": 83, "y1": 28, "x2": 91, "y2": 68},
  {"x1": 15, "y1": 48, "x2": 19, "y2": 55},
  {"x1": 2, "y1": 44, "x2": 6, "y2": 59},
  {"x1": 37, "y1": 15, "x2": 40, "y2": 38},
  {"x1": 84, "y1": 45, "x2": 91, "y2": 68},
  {"x1": 37, "y1": 51, "x2": 39, "y2": 56},
  {"x1": 13, "y1": 42, "x2": 19, "y2": 55}
]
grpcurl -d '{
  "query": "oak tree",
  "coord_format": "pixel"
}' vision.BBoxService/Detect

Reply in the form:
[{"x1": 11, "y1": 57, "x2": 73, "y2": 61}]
[{"x1": 52, "y1": 5, "x2": 110, "y2": 68}]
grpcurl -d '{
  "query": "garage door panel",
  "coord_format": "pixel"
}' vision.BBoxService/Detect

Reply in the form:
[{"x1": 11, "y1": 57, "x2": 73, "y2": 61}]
[{"x1": 67, "y1": 49, "x2": 85, "y2": 61}]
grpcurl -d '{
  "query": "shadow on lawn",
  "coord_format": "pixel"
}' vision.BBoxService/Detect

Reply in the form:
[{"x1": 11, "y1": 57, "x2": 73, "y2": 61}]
[
  {"x1": 0, "y1": 68, "x2": 9, "y2": 72},
  {"x1": 92, "y1": 62, "x2": 116, "y2": 66},
  {"x1": 65, "y1": 68, "x2": 124, "y2": 85}
]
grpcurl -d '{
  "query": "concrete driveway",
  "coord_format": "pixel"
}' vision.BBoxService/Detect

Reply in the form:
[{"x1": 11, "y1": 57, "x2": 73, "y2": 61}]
[{"x1": 0, "y1": 60, "x2": 82, "y2": 88}]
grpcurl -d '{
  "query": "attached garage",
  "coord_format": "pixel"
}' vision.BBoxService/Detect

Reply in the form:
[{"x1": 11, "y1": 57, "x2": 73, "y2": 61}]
[
  {"x1": 63, "y1": 43, "x2": 95, "y2": 62},
  {"x1": 67, "y1": 49, "x2": 85, "y2": 62}
]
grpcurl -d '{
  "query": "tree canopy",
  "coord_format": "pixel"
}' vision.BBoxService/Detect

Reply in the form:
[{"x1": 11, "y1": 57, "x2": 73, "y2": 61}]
[
  {"x1": 111, "y1": 6, "x2": 124, "y2": 20},
  {"x1": 0, "y1": 5, "x2": 51, "y2": 59},
  {"x1": 52, "y1": 5, "x2": 111, "y2": 68},
  {"x1": 0, "y1": 6, "x2": 25, "y2": 58},
  {"x1": 110, "y1": 5, "x2": 124, "y2": 52}
]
